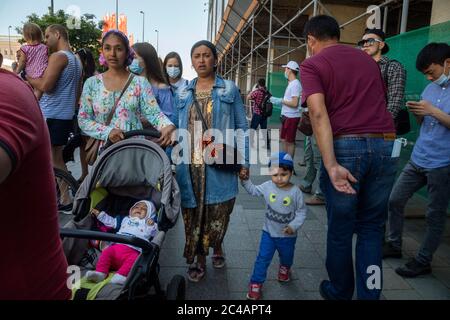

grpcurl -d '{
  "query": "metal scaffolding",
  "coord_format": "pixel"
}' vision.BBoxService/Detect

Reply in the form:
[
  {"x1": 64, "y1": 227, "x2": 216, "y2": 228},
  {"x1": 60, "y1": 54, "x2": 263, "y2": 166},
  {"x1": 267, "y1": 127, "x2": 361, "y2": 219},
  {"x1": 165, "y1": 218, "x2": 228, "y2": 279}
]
[{"x1": 211, "y1": 0, "x2": 414, "y2": 92}]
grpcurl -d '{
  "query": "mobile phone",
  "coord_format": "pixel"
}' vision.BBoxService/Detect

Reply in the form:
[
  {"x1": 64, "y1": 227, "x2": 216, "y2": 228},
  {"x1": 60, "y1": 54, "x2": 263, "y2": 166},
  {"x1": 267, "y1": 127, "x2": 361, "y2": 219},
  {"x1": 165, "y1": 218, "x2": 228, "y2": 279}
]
[{"x1": 406, "y1": 101, "x2": 420, "y2": 107}]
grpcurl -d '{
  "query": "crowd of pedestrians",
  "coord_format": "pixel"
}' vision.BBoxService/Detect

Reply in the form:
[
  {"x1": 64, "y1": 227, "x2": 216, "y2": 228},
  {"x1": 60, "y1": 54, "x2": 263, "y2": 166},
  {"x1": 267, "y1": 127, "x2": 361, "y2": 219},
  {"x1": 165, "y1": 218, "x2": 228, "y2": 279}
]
[{"x1": 0, "y1": 13, "x2": 449, "y2": 300}]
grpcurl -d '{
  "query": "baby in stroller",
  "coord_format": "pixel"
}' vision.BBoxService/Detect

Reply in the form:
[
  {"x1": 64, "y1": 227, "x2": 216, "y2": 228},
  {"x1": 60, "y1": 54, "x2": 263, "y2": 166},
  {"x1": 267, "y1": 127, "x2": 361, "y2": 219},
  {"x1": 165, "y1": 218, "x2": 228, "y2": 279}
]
[{"x1": 86, "y1": 200, "x2": 158, "y2": 285}]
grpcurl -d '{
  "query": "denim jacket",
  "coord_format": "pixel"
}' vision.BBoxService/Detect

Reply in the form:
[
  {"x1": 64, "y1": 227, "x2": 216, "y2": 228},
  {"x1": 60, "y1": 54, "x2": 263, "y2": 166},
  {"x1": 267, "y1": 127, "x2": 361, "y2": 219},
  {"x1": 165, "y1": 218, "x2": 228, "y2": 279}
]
[{"x1": 172, "y1": 76, "x2": 249, "y2": 208}]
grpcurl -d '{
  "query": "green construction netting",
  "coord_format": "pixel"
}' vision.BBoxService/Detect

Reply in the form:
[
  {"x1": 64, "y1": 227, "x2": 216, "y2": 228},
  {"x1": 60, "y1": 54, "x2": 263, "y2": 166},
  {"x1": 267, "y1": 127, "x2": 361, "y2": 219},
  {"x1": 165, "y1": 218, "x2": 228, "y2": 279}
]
[{"x1": 267, "y1": 72, "x2": 293, "y2": 124}]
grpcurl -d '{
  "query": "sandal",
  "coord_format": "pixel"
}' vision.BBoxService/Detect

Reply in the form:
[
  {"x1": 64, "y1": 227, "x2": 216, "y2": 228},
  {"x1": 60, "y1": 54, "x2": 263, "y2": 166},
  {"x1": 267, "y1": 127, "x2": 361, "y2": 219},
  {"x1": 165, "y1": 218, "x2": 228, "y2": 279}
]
[
  {"x1": 212, "y1": 254, "x2": 226, "y2": 269},
  {"x1": 187, "y1": 263, "x2": 206, "y2": 282}
]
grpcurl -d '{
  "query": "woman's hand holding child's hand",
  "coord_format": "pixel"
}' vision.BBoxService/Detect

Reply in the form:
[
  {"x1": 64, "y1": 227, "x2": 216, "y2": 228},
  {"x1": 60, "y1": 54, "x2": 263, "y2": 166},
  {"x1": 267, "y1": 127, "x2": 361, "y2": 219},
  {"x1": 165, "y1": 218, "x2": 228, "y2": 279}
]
[{"x1": 239, "y1": 167, "x2": 250, "y2": 180}]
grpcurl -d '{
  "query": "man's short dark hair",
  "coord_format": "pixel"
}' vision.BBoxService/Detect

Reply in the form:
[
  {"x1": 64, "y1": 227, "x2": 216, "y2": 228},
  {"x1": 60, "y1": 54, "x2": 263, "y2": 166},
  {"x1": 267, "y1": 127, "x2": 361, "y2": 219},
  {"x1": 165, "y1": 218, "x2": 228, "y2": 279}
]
[
  {"x1": 257, "y1": 78, "x2": 265, "y2": 87},
  {"x1": 416, "y1": 43, "x2": 450, "y2": 72},
  {"x1": 47, "y1": 24, "x2": 69, "y2": 41},
  {"x1": 303, "y1": 15, "x2": 340, "y2": 41},
  {"x1": 292, "y1": 70, "x2": 299, "y2": 76}
]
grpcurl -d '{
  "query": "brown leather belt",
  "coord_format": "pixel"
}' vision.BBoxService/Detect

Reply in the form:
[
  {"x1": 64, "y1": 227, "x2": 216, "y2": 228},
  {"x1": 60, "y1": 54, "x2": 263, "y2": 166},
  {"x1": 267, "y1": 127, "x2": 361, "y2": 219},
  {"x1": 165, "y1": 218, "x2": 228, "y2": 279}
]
[{"x1": 334, "y1": 133, "x2": 396, "y2": 141}]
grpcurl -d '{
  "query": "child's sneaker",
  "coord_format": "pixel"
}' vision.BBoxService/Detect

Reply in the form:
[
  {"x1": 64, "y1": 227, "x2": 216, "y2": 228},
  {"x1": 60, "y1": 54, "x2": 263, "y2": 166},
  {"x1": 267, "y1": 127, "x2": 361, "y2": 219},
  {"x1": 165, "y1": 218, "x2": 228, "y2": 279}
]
[
  {"x1": 246, "y1": 283, "x2": 263, "y2": 300},
  {"x1": 278, "y1": 265, "x2": 290, "y2": 282}
]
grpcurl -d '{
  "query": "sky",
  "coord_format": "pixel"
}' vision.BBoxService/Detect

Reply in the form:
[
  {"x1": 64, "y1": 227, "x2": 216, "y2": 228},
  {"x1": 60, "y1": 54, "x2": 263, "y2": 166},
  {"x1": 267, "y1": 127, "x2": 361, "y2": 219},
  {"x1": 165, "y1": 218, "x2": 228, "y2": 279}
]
[{"x1": 0, "y1": 0, "x2": 209, "y2": 79}]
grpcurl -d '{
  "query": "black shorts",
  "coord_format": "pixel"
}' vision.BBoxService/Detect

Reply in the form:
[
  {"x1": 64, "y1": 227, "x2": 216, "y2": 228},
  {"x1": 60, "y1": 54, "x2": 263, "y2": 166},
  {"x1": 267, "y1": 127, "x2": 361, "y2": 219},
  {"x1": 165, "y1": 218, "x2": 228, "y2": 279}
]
[{"x1": 46, "y1": 118, "x2": 73, "y2": 146}]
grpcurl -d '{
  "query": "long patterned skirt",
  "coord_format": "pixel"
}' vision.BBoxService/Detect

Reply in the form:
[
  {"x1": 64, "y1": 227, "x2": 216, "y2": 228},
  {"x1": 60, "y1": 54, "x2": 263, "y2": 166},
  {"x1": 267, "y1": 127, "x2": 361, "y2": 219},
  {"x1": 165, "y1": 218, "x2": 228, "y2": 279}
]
[{"x1": 182, "y1": 164, "x2": 235, "y2": 264}]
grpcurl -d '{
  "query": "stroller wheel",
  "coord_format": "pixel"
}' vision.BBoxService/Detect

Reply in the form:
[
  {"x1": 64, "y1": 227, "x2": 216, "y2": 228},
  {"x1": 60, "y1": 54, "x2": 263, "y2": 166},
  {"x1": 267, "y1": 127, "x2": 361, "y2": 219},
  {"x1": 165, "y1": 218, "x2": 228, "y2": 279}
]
[{"x1": 166, "y1": 275, "x2": 186, "y2": 300}]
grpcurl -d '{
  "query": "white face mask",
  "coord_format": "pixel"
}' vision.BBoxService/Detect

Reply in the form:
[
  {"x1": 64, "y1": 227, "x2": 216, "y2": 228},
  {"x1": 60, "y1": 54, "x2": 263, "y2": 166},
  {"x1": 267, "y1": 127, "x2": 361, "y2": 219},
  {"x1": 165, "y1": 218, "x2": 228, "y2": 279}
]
[
  {"x1": 433, "y1": 62, "x2": 449, "y2": 86},
  {"x1": 166, "y1": 66, "x2": 181, "y2": 79}
]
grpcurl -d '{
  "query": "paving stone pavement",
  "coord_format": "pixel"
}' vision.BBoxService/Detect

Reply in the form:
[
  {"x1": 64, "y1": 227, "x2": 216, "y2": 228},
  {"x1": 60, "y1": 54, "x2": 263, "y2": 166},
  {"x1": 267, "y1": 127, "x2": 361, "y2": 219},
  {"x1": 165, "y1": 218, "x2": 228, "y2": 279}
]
[{"x1": 61, "y1": 132, "x2": 450, "y2": 300}]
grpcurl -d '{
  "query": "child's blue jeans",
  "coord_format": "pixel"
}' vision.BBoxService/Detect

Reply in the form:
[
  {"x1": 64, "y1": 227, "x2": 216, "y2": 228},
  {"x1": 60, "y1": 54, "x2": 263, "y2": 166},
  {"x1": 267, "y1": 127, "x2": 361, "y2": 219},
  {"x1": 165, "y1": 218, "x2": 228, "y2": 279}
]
[{"x1": 250, "y1": 231, "x2": 297, "y2": 284}]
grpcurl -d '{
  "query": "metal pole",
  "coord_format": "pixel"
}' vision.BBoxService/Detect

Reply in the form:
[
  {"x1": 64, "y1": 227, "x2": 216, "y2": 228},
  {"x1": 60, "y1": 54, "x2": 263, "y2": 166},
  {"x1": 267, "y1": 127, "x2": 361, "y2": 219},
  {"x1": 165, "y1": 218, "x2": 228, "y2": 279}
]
[
  {"x1": 155, "y1": 30, "x2": 159, "y2": 55},
  {"x1": 265, "y1": 0, "x2": 273, "y2": 82},
  {"x1": 116, "y1": 0, "x2": 119, "y2": 30},
  {"x1": 250, "y1": 17, "x2": 254, "y2": 86},
  {"x1": 231, "y1": 42, "x2": 235, "y2": 79},
  {"x1": 260, "y1": 5, "x2": 304, "y2": 45},
  {"x1": 400, "y1": 0, "x2": 409, "y2": 33},
  {"x1": 254, "y1": 54, "x2": 258, "y2": 85},
  {"x1": 237, "y1": 32, "x2": 241, "y2": 85},
  {"x1": 140, "y1": 11, "x2": 145, "y2": 42},
  {"x1": 207, "y1": 1, "x2": 211, "y2": 40},
  {"x1": 222, "y1": 22, "x2": 267, "y2": 62},
  {"x1": 273, "y1": 43, "x2": 307, "y2": 62},
  {"x1": 313, "y1": 0, "x2": 318, "y2": 16},
  {"x1": 339, "y1": 0, "x2": 395, "y2": 29},
  {"x1": 317, "y1": 0, "x2": 333, "y2": 17},
  {"x1": 8, "y1": 26, "x2": 12, "y2": 59},
  {"x1": 287, "y1": 25, "x2": 291, "y2": 62},
  {"x1": 383, "y1": 6, "x2": 388, "y2": 33},
  {"x1": 224, "y1": 52, "x2": 227, "y2": 78}
]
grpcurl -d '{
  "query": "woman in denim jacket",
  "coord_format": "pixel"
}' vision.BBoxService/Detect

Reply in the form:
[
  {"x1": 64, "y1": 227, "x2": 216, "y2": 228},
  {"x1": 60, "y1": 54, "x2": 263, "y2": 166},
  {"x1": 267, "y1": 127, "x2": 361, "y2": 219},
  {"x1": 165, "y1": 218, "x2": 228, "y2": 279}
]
[{"x1": 172, "y1": 40, "x2": 249, "y2": 282}]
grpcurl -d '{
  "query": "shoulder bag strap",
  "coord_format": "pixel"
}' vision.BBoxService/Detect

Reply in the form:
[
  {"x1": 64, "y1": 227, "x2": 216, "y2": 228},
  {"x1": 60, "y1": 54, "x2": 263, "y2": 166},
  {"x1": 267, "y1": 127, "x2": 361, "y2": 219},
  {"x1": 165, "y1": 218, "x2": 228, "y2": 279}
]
[
  {"x1": 105, "y1": 74, "x2": 135, "y2": 126},
  {"x1": 192, "y1": 90, "x2": 209, "y2": 132}
]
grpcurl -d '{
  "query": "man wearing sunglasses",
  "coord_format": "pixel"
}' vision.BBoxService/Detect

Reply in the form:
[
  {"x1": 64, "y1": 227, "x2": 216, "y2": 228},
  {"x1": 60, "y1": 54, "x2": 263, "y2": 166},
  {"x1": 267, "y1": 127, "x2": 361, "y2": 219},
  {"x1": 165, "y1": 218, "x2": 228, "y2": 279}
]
[
  {"x1": 359, "y1": 29, "x2": 407, "y2": 122},
  {"x1": 359, "y1": 28, "x2": 407, "y2": 254}
]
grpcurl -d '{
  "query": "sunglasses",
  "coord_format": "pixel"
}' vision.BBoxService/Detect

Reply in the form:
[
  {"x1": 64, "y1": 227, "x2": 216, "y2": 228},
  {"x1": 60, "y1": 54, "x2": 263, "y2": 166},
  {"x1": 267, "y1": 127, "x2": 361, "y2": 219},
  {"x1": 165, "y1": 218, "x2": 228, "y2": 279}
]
[{"x1": 357, "y1": 38, "x2": 383, "y2": 48}]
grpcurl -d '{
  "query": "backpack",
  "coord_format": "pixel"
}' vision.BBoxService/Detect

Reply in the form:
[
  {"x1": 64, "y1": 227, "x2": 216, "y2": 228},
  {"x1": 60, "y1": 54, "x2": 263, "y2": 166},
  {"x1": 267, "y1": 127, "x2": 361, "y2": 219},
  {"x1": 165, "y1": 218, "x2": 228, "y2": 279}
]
[{"x1": 260, "y1": 90, "x2": 273, "y2": 118}]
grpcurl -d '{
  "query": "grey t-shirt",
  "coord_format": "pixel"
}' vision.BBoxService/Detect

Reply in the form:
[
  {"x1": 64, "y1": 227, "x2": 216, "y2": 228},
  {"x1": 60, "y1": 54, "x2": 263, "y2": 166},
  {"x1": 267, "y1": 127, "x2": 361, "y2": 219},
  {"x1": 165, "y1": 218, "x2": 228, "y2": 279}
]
[{"x1": 242, "y1": 179, "x2": 307, "y2": 238}]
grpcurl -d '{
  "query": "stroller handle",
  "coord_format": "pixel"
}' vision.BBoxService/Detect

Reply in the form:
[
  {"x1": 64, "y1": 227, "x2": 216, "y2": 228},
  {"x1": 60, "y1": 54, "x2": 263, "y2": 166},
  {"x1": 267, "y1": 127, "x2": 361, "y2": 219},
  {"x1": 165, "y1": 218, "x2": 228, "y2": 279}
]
[
  {"x1": 103, "y1": 129, "x2": 162, "y2": 150},
  {"x1": 60, "y1": 228, "x2": 153, "y2": 253}
]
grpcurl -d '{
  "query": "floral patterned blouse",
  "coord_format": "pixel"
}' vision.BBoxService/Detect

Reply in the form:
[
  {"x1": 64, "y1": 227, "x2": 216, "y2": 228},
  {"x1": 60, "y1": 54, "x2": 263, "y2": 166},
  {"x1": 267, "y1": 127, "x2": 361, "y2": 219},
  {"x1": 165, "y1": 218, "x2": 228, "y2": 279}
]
[{"x1": 78, "y1": 73, "x2": 173, "y2": 141}]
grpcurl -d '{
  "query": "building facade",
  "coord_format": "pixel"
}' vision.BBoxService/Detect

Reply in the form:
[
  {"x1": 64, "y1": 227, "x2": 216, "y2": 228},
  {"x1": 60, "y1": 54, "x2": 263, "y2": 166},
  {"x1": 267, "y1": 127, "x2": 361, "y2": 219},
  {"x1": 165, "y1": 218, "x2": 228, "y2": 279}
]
[{"x1": 0, "y1": 35, "x2": 22, "y2": 68}]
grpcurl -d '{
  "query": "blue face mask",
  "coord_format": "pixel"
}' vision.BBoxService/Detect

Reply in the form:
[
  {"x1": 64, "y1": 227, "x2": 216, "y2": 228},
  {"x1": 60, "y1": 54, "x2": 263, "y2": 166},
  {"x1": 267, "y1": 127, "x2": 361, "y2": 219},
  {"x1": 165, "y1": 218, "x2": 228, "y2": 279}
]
[
  {"x1": 284, "y1": 71, "x2": 289, "y2": 80},
  {"x1": 129, "y1": 59, "x2": 144, "y2": 75},
  {"x1": 433, "y1": 62, "x2": 449, "y2": 86},
  {"x1": 166, "y1": 66, "x2": 181, "y2": 79}
]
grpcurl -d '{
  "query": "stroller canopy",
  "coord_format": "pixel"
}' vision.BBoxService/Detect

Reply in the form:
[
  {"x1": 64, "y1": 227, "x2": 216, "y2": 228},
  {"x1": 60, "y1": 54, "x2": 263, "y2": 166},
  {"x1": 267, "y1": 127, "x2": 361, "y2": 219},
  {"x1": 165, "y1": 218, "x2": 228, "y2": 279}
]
[{"x1": 73, "y1": 139, "x2": 181, "y2": 224}]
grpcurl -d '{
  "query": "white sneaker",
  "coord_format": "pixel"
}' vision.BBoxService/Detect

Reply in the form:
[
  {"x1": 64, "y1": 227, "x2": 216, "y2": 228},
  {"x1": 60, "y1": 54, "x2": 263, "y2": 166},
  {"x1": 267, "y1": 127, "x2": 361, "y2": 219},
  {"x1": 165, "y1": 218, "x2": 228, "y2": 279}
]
[
  {"x1": 85, "y1": 271, "x2": 106, "y2": 283},
  {"x1": 110, "y1": 274, "x2": 127, "y2": 285}
]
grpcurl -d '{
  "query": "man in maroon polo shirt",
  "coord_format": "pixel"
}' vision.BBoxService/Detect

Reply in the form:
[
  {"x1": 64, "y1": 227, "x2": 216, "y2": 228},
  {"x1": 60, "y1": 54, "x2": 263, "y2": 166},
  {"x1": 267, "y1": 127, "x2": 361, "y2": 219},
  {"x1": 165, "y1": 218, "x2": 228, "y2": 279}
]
[
  {"x1": 300, "y1": 15, "x2": 398, "y2": 300},
  {"x1": 0, "y1": 69, "x2": 71, "y2": 299}
]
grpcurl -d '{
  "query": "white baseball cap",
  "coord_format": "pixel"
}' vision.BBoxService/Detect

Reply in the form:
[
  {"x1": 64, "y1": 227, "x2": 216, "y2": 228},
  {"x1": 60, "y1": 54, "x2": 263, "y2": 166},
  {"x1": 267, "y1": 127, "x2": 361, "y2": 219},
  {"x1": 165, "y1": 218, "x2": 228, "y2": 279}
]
[{"x1": 282, "y1": 61, "x2": 300, "y2": 71}]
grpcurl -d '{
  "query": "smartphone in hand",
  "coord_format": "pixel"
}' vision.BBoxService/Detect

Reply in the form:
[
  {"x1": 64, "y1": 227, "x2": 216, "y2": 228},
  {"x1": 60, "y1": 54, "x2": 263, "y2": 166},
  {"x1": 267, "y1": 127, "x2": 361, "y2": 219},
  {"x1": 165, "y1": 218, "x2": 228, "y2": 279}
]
[{"x1": 406, "y1": 101, "x2": 421, "y2": 107}]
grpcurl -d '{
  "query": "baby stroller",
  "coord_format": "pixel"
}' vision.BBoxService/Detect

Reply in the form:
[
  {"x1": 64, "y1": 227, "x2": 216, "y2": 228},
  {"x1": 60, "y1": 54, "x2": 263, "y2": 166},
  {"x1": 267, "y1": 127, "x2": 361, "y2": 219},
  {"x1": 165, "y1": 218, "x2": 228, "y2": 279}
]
[{"x1": 60, "y1": 130, "x2": 185, "y2": 300}]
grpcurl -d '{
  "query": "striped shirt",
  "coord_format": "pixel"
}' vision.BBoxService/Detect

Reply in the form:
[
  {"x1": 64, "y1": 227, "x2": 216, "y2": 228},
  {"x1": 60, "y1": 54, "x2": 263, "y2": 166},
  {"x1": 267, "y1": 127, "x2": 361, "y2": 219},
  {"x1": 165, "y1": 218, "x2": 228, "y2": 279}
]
[
  {"x1": 21, "y1": 44, "x2": 48, "y2": 78},
  {"x1": 40, "y1": 51, "x2": 82, "y2": 120}
]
